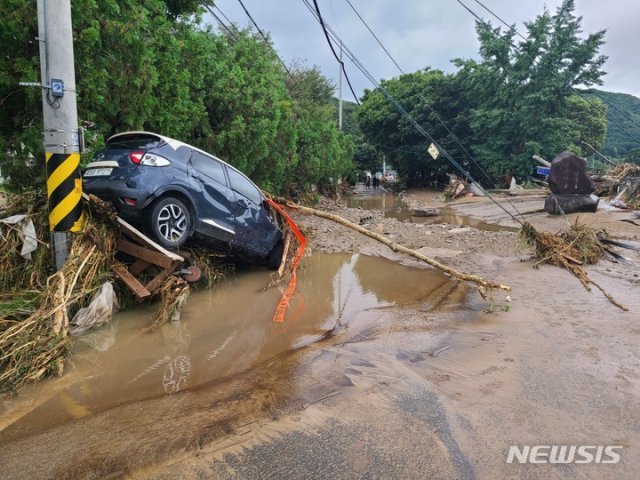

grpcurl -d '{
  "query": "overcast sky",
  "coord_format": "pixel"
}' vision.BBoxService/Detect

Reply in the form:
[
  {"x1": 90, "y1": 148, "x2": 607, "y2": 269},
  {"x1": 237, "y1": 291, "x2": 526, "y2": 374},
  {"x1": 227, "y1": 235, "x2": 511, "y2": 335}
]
[{"x1": 209, "y1": 0, "x2": 639, "y2": 100}]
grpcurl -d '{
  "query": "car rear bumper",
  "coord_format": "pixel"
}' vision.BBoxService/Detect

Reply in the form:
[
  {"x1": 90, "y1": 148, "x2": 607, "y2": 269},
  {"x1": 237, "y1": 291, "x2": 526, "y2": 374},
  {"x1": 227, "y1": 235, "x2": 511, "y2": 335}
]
[{"x1": 83, "y1": 179, "x2": 153, "y2": 222}]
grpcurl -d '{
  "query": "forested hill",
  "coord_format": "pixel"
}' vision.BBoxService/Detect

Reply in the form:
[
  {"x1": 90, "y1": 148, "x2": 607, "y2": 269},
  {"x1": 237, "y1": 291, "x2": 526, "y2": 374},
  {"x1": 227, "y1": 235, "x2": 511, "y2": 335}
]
[
  {"x1": 575, "y1": 90, "x2": 640, "y2": 159},
  {"x1": 337, "y1": 90, "x2": 640, "y2": 166}
]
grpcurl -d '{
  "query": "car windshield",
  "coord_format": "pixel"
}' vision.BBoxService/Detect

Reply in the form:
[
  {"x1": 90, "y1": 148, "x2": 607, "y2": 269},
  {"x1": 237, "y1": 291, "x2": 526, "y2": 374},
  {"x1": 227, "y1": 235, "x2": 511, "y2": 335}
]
[{"x1": 106, "y1": 134, "x2": 162, "y2": 150}]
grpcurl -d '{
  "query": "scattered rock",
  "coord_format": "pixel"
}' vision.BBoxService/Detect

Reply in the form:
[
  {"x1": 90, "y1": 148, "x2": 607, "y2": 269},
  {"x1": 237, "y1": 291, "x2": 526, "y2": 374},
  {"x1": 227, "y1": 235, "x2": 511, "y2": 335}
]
[
  {"x1": 411, "y1": 208, "x2": 439, "y2": 217},
  {"x1": 448, "y1": 227, "x2": 472, "y2": 234}
]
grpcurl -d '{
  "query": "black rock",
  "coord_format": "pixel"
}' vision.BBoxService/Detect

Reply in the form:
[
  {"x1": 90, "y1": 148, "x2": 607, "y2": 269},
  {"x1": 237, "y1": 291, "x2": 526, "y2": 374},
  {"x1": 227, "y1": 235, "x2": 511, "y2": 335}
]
[
  {"x1": 548, "y1": 151, "x2": 594, "y2": 194},
  {"x1": 544, "y1": 194, "x2": 599, "y2": 215}
]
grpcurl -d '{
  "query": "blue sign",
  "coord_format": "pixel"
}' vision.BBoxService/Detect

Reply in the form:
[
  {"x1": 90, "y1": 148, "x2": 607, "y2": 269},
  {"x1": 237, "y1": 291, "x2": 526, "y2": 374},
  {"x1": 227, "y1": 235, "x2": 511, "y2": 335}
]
[
  {"x1": 51, "y1": 78, "x2": 64, "y2": 98},
  {"x1": 536, "y1": 166, "x2": 550, "y2": 176}
]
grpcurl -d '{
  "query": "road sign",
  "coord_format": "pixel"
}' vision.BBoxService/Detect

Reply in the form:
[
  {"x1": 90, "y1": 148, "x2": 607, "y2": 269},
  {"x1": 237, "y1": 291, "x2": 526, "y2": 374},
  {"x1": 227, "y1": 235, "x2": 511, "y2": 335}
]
[
  {"x1": 428, "y1": 143, "x2": 440, "y2": 160},
  {"x1": 536, "y1": 166, "x2": 550, "y2": 176}
]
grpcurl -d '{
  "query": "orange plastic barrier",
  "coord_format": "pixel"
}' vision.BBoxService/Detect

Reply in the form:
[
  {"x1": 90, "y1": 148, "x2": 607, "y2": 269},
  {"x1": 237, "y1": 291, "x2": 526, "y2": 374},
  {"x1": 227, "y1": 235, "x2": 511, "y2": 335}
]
[{"x1": 266, "y1": 199, "x2": 307, "y2": 323}]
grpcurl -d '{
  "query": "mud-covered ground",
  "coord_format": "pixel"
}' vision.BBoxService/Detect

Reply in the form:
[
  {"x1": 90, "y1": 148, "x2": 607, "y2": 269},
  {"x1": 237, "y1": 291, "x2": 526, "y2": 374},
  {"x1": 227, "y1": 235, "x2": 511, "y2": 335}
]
[{"x1": 1, "y1": 188, "x2": 639, "y2": 479}]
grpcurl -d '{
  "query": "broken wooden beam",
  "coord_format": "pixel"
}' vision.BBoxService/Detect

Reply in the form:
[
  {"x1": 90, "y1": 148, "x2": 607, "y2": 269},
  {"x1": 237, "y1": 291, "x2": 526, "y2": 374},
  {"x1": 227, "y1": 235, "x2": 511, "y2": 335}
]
[
  {"x1": 114, "y1": 265, "x2": 152, "y2": 301},
  {"x1": 117, "y1": 239, "x2": 176, "y2": 269}
]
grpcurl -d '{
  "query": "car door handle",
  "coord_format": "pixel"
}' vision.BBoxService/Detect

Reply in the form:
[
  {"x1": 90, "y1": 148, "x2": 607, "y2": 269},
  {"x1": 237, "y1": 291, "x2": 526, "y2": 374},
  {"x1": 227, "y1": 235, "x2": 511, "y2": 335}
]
[{"x1": 191, "y1": 172, "x2": 202, "y2": 181}]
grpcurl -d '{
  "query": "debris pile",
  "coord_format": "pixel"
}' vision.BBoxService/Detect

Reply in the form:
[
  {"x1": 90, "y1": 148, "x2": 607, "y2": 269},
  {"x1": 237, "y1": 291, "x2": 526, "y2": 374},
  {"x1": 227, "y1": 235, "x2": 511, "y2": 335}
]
[
  {"x1": 443, "y1": 174, "x2": 474, "y2": 200},
  {"x1": 150, "y1": 276, "x2": 190, "y2": 331},
  {"x1": 0, "y1": 193, "x2": 229, "y2": 392},
  {"x1": 592, "y1": 163, "x2": 640, "y2": 210},
  {"x1": 519, "y1": 219, "x2": 627, "y2": 311},
  {"x1": 0, "y1": 204, "x2": 118, "y2": 392}
]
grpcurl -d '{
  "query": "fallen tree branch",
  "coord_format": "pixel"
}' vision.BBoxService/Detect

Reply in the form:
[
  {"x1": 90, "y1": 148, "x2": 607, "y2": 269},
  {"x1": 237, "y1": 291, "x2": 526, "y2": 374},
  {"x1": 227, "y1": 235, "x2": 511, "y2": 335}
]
[{"x1": 273, "y1": 197, "x2": 511, "y2": 298}]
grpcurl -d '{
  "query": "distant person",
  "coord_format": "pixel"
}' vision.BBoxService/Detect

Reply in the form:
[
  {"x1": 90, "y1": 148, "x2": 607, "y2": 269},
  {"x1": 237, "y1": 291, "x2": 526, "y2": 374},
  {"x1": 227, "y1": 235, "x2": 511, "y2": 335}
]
[
  {"x1": 365, "y1": 175, "x2": 371, "y2": 188},
  {"x1": 372, "y1": 175, "x2": 379, "y2": 189}
]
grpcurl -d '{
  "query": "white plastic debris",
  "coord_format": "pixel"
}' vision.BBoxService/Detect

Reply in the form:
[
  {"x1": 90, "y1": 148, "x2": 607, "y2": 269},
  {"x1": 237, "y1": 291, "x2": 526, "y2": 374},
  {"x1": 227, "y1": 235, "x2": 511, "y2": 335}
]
[
  {"x1": 0, "y1": 214, "x2": 38, "y2": 259},
  {"x1": 509, "y1": 177, "x2": 524, "y2": 191},
  {"x1": 470, "y1": 182, "x2": 486, "y2": 196},
  {"x1": 69, "y1": 282, "x2": 119, "y2": 336}
]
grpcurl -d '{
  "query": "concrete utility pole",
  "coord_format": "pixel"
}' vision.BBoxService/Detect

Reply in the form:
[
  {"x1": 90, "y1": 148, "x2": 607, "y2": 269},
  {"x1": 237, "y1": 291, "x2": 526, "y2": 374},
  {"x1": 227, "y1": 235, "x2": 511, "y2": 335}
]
[
  {"x1": 338, "y1": 41, "x2": 343, "y2": 131},
  {"x1": 36, "y1": 0, "x2": 84, "y2": 270}
]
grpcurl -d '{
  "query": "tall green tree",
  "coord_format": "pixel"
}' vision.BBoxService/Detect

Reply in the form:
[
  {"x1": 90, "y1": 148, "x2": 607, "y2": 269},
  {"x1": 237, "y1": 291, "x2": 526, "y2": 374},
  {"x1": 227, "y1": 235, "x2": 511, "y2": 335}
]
[
  {"x1": 0, "y1": 0, "x2": 352, "y2": 195},
  {"x1": 284, "y1": 64, "x2": 353, "y2": 193},
  {"x1": 0, "y1": 0, "x2": 44, "y2": 189},
  {"x1": 461, "y1": 0, "x2": 607, "y2": 177},
  {"x1": 357, "y1": 69, "x2": 474, "y2": 186}
]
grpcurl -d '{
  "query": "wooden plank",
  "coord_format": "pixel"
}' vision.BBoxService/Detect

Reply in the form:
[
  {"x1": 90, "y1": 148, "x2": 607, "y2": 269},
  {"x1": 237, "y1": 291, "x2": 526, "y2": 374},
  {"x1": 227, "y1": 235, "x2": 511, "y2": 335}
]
[
  {"x1": 129, "y1": 259, "x2": 151, "y2": 276},
  {"x1": 144, "y1": 260, "x2": 181, "y2": 294},
  {"x1": 117, "y1": 239, "x2": 174, "y2": 269},
  {"x1": 114, "y1": 265, "x2": 152, "y2": 300},
  {"x1": 116, "y1": 217, "x2": 184, "y2": 263},
  {"x1": 83, "y1": 192, "x2": 184, "y2": 262}
]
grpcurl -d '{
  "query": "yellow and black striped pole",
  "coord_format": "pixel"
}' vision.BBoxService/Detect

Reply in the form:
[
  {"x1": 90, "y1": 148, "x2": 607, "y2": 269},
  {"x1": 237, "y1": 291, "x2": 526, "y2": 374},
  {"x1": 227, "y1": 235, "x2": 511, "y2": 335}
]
[
  {"x1": 45, "y1": 152, "x2": 84, "y2": 232},
  {"x1": 38, "y1": 0, "x2": 83, "y2": 269}
]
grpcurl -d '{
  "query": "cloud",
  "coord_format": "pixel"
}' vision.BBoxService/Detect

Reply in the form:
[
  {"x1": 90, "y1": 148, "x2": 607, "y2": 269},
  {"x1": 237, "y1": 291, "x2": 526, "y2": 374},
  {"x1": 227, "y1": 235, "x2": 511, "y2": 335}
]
[{"x1": 212, "y1": 0, "x2": 640, "y2": 98}]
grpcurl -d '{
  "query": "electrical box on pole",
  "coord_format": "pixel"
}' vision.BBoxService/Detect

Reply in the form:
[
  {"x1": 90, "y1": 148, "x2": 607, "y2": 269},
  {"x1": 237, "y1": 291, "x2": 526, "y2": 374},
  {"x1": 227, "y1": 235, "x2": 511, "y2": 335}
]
[{"x1": 36, "y1": 0, "x2": 84, "y2": 270}]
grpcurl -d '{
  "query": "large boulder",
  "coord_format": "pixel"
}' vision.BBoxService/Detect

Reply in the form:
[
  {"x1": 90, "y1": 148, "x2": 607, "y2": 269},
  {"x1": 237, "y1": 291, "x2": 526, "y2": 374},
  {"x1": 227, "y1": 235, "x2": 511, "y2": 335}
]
[
  {"x1": 544, "y1": 193, "x2": 599, "y2": 215},
  {"x1": 548, "y1": 152, "x2": 594, "y2": 195}
]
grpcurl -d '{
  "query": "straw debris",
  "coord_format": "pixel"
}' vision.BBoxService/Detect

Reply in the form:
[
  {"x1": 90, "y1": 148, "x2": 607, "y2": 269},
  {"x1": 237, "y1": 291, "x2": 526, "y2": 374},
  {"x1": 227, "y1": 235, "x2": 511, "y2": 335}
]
[
  {"x1": 149, "y1": 276, "x2": 190, "y2": 332},
  {"x1": 519, "y1": 219, "x2": 627, "y2": 311},
  {"x1": 0, "y1": 194, "x2": 119, "y2": 392},
  {"x1": 0, "y1": 224, "x2": 118, "y2": 392}
]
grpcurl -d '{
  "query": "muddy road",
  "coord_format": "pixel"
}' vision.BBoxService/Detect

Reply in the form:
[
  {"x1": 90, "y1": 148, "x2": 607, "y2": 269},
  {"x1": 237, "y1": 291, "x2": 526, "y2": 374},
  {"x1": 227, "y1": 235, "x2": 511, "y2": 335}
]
[{"x1": 1, "y1": 189, "x2": 639, "y2": 479}]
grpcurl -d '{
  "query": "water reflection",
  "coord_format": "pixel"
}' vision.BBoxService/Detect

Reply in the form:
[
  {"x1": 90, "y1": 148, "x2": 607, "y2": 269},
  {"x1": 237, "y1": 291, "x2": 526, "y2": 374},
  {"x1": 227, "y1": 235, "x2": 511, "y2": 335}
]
[
  {"x1": 0, "y1": 252, "x2": 452, "y2": 443},
  {"x1": 347, "y1": 192, "x2": 517, "y2": 232}
]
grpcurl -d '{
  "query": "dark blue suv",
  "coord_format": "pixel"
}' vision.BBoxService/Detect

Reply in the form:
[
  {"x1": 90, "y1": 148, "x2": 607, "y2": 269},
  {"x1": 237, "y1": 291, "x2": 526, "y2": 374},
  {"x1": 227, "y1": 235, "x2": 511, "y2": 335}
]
[{"x1": 83, "y1": 132, "x2": 283, "y2": 267}]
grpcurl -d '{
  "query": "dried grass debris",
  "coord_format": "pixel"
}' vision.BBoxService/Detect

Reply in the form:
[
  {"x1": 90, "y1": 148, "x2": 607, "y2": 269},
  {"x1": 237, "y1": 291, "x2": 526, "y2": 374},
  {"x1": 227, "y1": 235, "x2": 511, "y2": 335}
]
[{"x1": 519, "y1": 219, "x2": 627, "y2": 311}]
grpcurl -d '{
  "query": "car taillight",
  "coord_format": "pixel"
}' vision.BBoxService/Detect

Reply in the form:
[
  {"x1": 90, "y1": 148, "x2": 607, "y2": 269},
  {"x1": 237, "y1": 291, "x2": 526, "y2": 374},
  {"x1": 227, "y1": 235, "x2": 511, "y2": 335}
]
[
  {"x1": 140, "y1": 153, "x2": 171, "y2": 167},
  {"x1": 129, "y1": 151, "x2": 144, "y2": 164}
]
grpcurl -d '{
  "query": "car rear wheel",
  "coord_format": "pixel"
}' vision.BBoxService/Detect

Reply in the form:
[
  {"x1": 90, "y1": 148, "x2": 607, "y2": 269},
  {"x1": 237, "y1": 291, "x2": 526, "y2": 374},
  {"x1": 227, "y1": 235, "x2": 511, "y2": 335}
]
[{"x1": 148, "y1": 197, "x2": 191, "y2": 249}]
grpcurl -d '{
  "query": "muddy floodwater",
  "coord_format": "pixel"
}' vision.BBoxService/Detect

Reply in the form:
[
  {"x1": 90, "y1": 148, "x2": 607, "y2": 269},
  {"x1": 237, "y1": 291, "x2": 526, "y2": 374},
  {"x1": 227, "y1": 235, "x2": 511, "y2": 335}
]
[
  {"x1": 347, "y1": 191, "x2": 518, "y2": 232},
  {"x1": 0, "y1": 253, "x2": 455, "y2": 451},
  {"x1": 2, "y1": 191, "x2": 638, "y2": 480}
]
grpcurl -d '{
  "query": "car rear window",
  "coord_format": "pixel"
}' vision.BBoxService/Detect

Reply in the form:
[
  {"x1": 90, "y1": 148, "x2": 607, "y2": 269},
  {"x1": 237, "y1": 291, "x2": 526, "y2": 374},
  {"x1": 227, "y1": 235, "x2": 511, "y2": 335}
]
[{"x1": 106, "y1": 134, "x2": 162, "y2": 150}]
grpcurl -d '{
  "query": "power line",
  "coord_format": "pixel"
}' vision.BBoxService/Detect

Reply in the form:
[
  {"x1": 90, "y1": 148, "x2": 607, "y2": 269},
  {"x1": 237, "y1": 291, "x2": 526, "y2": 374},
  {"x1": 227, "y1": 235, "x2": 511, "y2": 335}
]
[
  {"x1": 236, "y1": 0, "x2": 269, "y2": 43},
  {"x1": 299, "y1": 0, "x2": 523, "y2": 224},
  {"x1": 235, "y1": 0, "x2": 292, "y2": 76},
  {"x1": 343, "y1": 0, "x2": 496, "y2": 187},
  {"x1": 204, "y1": 5, "x2": 238, "y2": 40},
  {"x1": 311, "y1": 0, "x2": 361, "y2": 105},
  {"x1": 213, "y1": 5, "x2": 236, "y2": 28},
  {"x1": 343, "y1": 0, "x2": 402, "y2": 72},
  {"x1": 459, "y1": 0, "x2": 640, "y2": 148}
]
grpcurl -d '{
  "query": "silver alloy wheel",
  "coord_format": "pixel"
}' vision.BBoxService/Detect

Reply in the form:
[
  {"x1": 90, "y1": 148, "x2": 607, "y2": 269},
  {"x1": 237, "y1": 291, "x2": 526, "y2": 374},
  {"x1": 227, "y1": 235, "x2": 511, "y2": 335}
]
[{"x1": 156, "y1": 203, "x2": 188, "y2": 243}]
